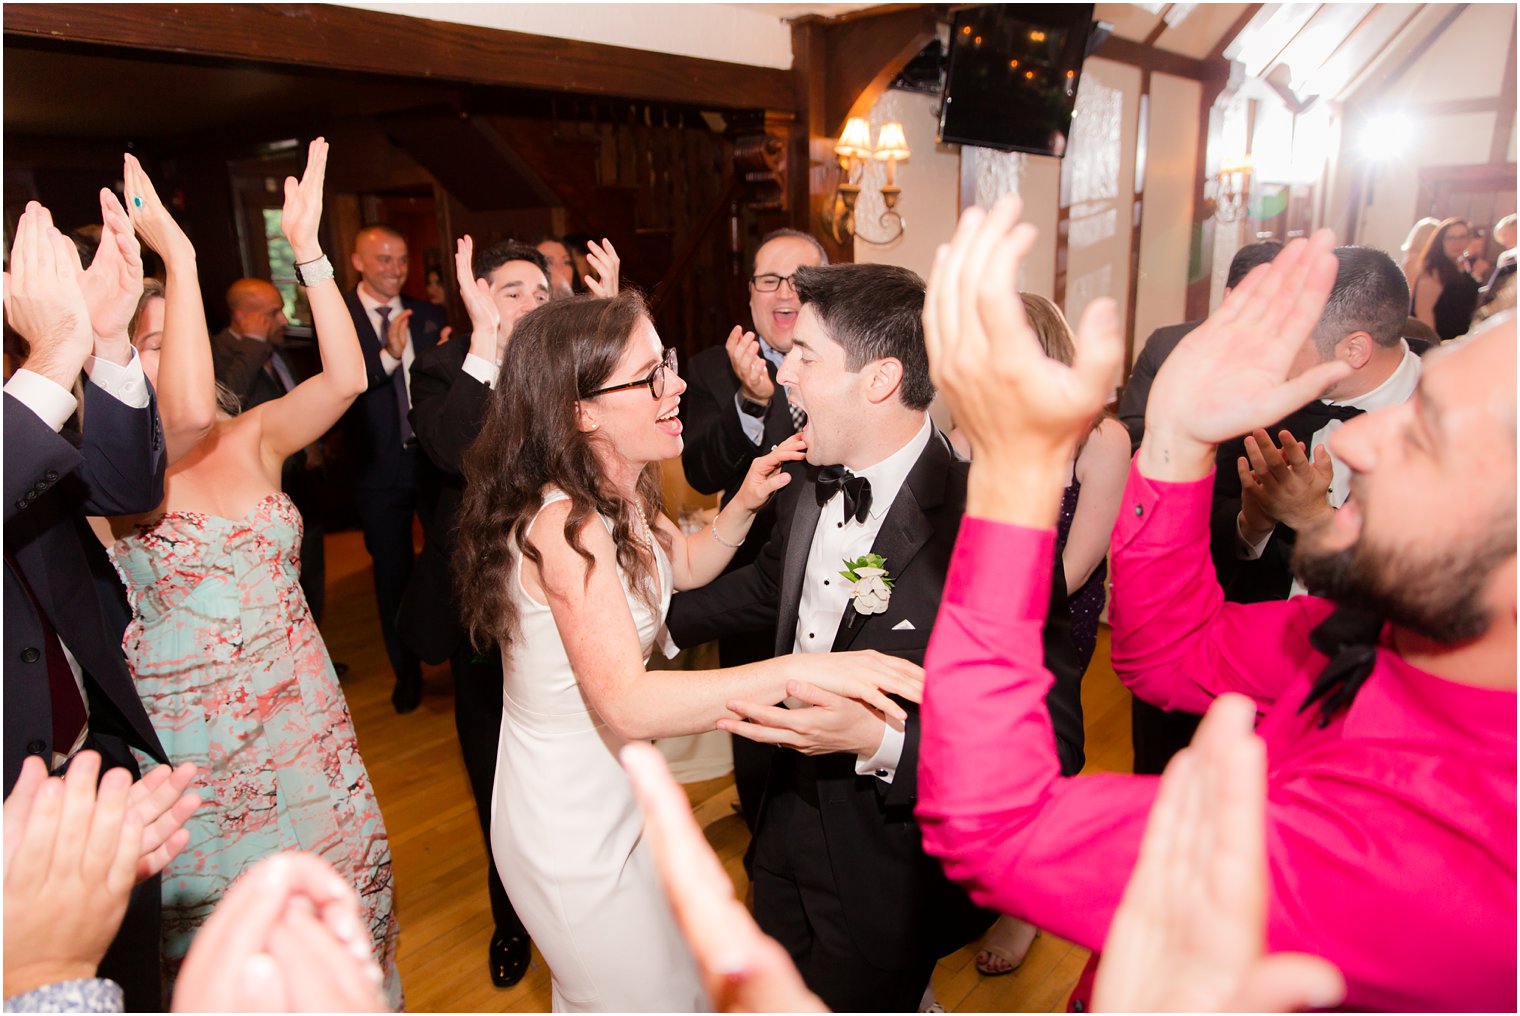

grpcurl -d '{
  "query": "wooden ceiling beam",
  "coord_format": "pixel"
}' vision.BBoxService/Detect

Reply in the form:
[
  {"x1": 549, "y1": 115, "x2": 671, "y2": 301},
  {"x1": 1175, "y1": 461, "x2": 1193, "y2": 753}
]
[
  {"x1": 1, "y1": 3, "x2": 795, "y2": 113},
  {"x1": 820, "y1": 4, "x2": 942, "y2": 138}
]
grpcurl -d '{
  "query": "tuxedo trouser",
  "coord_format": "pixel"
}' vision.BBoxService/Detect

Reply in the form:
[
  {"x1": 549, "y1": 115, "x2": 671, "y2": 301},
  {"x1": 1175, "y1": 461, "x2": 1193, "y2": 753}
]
[
  {"x1": 1130, "y1": 697, "x2": 1202, "y2": 775},
  {"x1": 61, "y1": 733, "x2": 163, "y2": 1012},
  {"x1": 354, "y1": 483, "x2": 422, "y2": 686},
  {"x1": 752, "y1": 785, "x2": 936, "y2": 1013},
  {"x1": 450, "y1": 644, "x2": 527, "y2": 940}
]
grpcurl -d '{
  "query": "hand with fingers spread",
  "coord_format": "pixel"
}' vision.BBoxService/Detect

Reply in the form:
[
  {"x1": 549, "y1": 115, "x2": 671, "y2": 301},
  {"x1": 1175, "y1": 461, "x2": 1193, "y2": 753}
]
[
  {"x1": 122, "y1": 153, "x2": 194, "y2": 263},
  {"x1": 622, "y1": 744, "x2": 826, "y2": 1013},
  {"x1": 4, "y1": 201, "x2": 97, "y2": 390},
  {"x1": 125, "y1": 761, "x2": 202, "y2": 883},
  {"x1": 1139, "y1": 229, "x2": 1349, "y2": 482},
  {"x1": 583, "y1": 238, "x2": 621, "y2": 298},
  {"x1": 721, "y1": 678, "x2": 892, "y2": 757},
  {"x1": 279, "y1": 137, "x2": 329, "y2": 265},
  {"x1": 732, "y1": 432, "x2": 806, "y2": 514},
  {"x1": 78, "y1": 188, "x2": 144, "y2": 362},
  {"x1": 2, "y1": 753, "x2": 146, "y2": 1001},
  {"x1": 1092, "y1": 695, "x2": 1346, "y2": 1013},
  {"x1": 1236, "y1": 428, "x2": 1335, "y2": 543},
  {"x1": 173, "y1": 852, "x2": 387, "y2": 1013},
  {"x1": 455, "y1": 235, "x2": 502, "y2": 361},
  {"x1": 924, "y1": 195, "x2": 1123, "y2": 526},
  {"x1": 724, "y1": 325, "x2": 775, "y2": 405}
]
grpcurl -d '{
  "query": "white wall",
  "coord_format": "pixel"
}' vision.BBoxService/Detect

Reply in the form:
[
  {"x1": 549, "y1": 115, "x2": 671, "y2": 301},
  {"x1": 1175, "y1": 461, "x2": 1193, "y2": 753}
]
[
  {"x1": 1132, "y1": 72, "x2": 1200, "y2": 356},
  {"x1": 851, "y1": 89, "x2": 959, "y2": 282},
  {"x1": 337, "y1": 2, "x2": 795, "y2": 69}
]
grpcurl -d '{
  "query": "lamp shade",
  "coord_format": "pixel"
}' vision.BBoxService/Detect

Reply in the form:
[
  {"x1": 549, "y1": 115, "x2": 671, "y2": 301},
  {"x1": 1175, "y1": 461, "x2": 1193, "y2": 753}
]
[
  {"x1": 873, "y1": 121, "x2": 911, "y2": 161},
  {"x1": 835, "y1": 117, "x2": 874, "y2": 159}
]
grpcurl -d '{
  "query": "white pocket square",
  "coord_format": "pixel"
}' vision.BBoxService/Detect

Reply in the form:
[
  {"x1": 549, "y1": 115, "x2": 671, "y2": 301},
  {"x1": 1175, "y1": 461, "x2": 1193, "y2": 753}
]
[{"x1": 891, "y1": 619, "x2": 916, "y2": 631}]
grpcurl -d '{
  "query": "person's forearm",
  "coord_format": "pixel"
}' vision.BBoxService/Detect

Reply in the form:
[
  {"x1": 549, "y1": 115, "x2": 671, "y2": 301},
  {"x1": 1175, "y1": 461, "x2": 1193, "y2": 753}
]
[
  {"x1": 917, "y1": 518, "x2": 1151, "y2": 947},
  {"x1": 1135, "y1": 423, "x2": 1216, "y2": 483},
  {"x1": 304, "y1": 277, "x2": 367, "y2": 398},
  {"x1": 672, "y1": 502, "x2": 756, "y2": 588},
  {"x1": 155, "y1": 254, "x2": 217, "y2": 443},
  {"x1": 596, "y1": 655, "x2": 806, "y2": 742}
]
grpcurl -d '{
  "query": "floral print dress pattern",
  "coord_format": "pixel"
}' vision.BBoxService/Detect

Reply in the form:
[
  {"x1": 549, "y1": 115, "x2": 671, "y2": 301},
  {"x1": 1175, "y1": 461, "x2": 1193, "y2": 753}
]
[{"x1": 109, "y1": 493, "x2": 401, "y2": 1007}]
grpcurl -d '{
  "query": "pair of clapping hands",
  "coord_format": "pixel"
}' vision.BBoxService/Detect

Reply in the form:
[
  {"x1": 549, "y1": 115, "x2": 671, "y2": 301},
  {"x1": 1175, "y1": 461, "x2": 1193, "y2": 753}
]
[{"x1": 2, "y1": 754, "x2": 384, "y2": 1012}]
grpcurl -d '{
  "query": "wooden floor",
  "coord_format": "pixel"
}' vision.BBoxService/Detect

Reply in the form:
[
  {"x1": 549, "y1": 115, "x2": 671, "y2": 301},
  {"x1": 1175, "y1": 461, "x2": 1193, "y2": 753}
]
[{"x1": 322, "y1": 529, "x2": 1135, "y2": 1013}]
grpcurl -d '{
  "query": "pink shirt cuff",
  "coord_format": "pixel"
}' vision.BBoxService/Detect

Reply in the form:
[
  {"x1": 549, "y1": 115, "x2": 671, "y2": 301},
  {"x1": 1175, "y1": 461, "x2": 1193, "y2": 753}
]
[{"x1": 1112, "y1": 465, "x2": 1215, "y2": 552}]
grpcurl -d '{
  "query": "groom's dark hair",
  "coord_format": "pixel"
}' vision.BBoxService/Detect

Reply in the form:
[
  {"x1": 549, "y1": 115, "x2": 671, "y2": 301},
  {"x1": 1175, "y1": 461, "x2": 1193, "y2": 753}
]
[{"x1": 793, "y1": 263, "x2": 934, "y2": 410}]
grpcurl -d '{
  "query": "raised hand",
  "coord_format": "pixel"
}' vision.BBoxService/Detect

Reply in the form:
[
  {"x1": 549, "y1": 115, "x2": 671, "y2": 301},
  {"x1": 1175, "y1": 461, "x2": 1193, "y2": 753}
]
[
  {"x1": 455, "y1": 235, "x2": 502, "y2": 358},
  {"x1": 122, "y1": 153, "x2": 193, "y2": 261},
  {"x1": 724, "y1": 325, "x2": 775, "y2": 404},
  {"x1": 4, "y1": 201, "x2": 96, "y2": 390},
  {"x1": 1140, "y1": 231, "x2": 1348, "y2": 481},
  {"x1": 1237, "y1": 427, "x2": 1336, "y2": 544},
  {"x1": 2, "y1": 753, "x2": 145, "y2": 1001},
  {"x1": 280, "y1": 137, "x2": 328, "y2": 264},
  {"x1": 1091, "y1": 694, "x2": 1345, "y2": 1013},
  {"x1": 174, "y1": 852, "x2": 387, "y2": 1012},
  {"x1": 926, "y1": 195, "x2": 1123, "y2": 468},
  {"x1": 721, "y1": 678, "x2": 891, "y2": 757},
  {"x1": 126, "y1": 761, "x2": 201, "y2": 883},
  {"x1": 621, "y1": 743, "x2": 826, "y2": 1013},
  {"x1": 732, "y1": 432, "x2": 806, "y2": 513},
  {"x1": 78, "y1": 188, "x2": 144, "y2": 360},
  {"x1": 583, "y1": 238, "x2": 621, "y2": 298},
  {"x1": 924, "y1": 195, "x2": 1122, "y2": 526}
]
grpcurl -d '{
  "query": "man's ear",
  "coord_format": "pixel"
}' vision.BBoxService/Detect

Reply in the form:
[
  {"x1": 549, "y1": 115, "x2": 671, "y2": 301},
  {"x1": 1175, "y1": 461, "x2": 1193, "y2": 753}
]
[
  {"x1": 863, "y1": 357, "x2": 905, "y2": 406},
  {"x1": 350, "y1": 251, "x2": 365, "y2": 275},
  {"x1": 1337, "y1": 331, "x2": 1373, "y2": 370}
]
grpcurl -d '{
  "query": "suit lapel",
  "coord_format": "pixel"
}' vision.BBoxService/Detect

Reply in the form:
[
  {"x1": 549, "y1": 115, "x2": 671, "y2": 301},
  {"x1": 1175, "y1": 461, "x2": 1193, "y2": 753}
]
[
  {"x1": 776, "y1": 469, "x2": 823, "y2": 657},
  {"x1": 830, "y1": 429, "x2": 952, "y2": 652}
]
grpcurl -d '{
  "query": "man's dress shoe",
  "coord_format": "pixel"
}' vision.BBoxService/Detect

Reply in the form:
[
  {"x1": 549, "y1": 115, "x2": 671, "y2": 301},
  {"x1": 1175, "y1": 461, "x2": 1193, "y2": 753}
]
[
  {"x1": 391, "y1": 677, "x2": 422, "y2": 714},
  {"x1": 490, "y1": 932, "x2": 531, "y2": 988}
]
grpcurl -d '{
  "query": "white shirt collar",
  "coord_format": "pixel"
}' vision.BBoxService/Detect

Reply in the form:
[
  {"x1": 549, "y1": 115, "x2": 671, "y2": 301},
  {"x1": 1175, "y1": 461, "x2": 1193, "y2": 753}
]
[
  {"x1": 1332, "y1": 341, "x2": 1421, "y2": 413},
  {"x1": 849, "y1": 415, "x2": 933, "y2": 521},
  {"x1": 356, "y1": 286, "x2": 402, "y2": 317}
]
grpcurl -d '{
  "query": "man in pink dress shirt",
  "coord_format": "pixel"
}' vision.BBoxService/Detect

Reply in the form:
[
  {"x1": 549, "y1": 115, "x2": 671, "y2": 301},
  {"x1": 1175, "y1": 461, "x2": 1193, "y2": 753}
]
[{"x1": 915, "y1": 200, "x2": 1516, "y2": 1012}]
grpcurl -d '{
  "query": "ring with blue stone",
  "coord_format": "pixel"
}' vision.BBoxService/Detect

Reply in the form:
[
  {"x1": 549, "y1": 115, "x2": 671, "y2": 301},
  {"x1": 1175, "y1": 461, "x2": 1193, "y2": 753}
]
[{"x1": 132, "y1": 196, "x2": 143, "y2": 208}]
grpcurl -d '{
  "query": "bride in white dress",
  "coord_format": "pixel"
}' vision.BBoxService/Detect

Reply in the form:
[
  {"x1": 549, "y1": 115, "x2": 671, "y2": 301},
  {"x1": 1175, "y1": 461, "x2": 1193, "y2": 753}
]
[{"x1": 454, "y1": 290, "x2": 923, "y2": 1012}]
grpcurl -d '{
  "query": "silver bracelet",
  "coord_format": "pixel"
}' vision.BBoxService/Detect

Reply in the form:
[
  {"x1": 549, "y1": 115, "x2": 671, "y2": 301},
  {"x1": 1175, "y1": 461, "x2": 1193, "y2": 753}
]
[
  {"x1": 293, "y1": 253, "x2": 334, "y2": 287},
  {"x1": 710, "y1": 514, "x2": 744, "y2": 549}
]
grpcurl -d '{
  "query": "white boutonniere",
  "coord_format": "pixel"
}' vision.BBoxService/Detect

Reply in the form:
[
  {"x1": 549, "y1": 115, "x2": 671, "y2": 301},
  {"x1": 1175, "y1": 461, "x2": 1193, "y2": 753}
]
[{"x1": 841, "y1": 553, "x2": 894, "y2": 615}]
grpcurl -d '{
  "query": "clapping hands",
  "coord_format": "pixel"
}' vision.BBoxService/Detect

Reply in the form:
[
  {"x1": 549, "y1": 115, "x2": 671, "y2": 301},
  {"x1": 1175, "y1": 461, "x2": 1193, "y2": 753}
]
[
  {"x1": 3, "y1": 201, "x2": 97, "y2": 389},
  {"x1": 724, "y1": 326, "x2": 775, "y2": 405},
  {"x1": 79, "y1": 187, "x2": 144, "y2": 361},
  {"x1": 122, "y1": 153, "x2": 192, "y2": 263},
  {"x1": 455, "y1": 235, "x2": 502, "y2": 359}
]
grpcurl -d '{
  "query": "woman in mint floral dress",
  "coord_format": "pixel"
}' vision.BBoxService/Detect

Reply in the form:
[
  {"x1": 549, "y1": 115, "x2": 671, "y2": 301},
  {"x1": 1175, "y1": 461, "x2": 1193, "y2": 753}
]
[{"x1": 101, "y1": 141, "x2": 400, "y2": 1004}]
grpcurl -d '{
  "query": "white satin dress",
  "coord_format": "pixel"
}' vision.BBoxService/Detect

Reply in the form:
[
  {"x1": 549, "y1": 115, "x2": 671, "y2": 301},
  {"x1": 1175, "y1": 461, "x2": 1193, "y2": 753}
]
[{"x1": 490, "y1": 491, "x2": 706, "y2": 1012}]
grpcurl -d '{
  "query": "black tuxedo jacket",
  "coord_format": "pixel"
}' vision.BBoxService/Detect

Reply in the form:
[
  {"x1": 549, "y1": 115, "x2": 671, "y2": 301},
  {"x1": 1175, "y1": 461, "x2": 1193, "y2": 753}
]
[
  {"x1": 4, "y1": 384, "x2": 169, "y2": 791},
  {"x1": 399, "y1": 332, "x2": 489, "y2": 663},
  {"x1": 210, "y1": 327, "x2": 292, "y2": 412},
  {"x1": 341, "y1": 290, "x2": 448, "y2": 489},
  {"x1": 667, "y1": 427, "x2": 1084, "y2": 966}
]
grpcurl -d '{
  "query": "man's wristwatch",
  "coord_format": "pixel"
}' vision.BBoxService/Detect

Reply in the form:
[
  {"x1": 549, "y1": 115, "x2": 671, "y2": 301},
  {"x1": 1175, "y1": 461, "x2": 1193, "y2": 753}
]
[
  {"x1": 738, "y1": 395, "x2": 770, "y2": 419},
  {"x1": 294, "y1": 254, "x2": 335, "y2": 287}
]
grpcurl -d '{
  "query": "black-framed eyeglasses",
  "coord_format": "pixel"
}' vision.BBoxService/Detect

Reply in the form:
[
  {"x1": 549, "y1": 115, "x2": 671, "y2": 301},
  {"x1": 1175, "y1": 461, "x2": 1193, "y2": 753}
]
[
  {"x1": 750, "y1": 273, "x2": 799, "y2": 293},
  {"x1": 587, "y1": 347, "x2": 679, "y2": 399}
]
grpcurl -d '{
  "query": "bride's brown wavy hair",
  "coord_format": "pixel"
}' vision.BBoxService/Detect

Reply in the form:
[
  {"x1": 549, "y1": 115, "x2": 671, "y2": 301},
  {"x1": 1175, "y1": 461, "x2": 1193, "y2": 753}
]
[{"x1": 455, "y1": 290, "x2": 667, "y2": 653}]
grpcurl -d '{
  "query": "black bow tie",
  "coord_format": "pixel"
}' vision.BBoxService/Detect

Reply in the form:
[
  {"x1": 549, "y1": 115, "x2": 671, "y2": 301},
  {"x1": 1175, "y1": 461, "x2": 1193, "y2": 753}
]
[
  {"x1": 1299, "y1": 606, "x2": 1384, "y2": 727},
  {"x1": 816, "y1": 465, "x2": 872, "y2": 524}
]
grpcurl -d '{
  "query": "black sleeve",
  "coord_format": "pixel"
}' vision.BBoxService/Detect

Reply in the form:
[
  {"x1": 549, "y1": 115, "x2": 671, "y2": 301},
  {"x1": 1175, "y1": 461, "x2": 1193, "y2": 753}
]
[
  {"x1": 211, "y1": 333, "x2": 270, "y2": 404},
  {"x1": 678, "y1": 351, "x2": 768, "y2": 496},
  {"x1": 666, "y1": 529, "x2": 784, "y2": 647},
  {"x1": 410, "y1": 343, "x2": 490, "y2": 477}
]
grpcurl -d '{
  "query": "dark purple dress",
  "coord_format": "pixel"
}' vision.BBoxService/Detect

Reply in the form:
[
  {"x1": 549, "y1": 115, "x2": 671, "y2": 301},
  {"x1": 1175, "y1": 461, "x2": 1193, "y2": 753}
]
[{"x1": 1056, "y1": 474, "x2": 1106, "y2": 674}]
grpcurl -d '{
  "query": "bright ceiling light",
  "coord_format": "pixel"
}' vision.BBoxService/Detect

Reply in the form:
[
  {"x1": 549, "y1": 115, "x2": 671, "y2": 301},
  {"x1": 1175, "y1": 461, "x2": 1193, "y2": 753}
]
[{"x1": 1360, "y1": 112, "x2": 1412, "y2": 161}]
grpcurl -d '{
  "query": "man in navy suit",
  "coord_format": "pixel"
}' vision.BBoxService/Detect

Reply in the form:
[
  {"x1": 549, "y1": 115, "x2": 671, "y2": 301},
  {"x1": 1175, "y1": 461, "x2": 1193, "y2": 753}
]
[{"x1": 342, "y1": 224, "x2": 449, "y2": 713}]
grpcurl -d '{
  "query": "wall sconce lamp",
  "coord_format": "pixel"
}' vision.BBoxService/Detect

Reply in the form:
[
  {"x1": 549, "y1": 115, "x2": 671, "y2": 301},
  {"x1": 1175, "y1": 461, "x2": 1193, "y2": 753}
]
[
  {"x1": 820, "y1": 117, "x2": 911, "y2": 246},
  {"x1": 1209, "y1": 156, "x2": 1253, "y2": 222}
]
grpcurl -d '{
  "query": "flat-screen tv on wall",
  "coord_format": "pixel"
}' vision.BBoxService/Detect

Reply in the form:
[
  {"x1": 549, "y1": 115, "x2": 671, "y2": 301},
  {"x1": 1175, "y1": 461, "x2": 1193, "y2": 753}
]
[{"x1": 938, "y1": 4, "x2": 1097, "y2": 158}]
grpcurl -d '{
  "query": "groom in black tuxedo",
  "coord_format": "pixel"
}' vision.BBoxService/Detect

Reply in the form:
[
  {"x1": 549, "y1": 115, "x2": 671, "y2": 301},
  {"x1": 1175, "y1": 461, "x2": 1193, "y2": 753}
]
[{"x1": 667, "y1": 264, "x2": 1085, "y2": 1012}]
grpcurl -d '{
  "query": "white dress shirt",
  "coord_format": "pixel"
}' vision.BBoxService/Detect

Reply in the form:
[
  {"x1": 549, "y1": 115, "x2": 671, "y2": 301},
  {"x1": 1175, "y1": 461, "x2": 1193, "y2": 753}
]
[
  {"x1": 462, "y1": 352, "x2": 499, "y2": 388},
  {"x1": 792, "y1": 415, "x2": 932, "y2": 783},
  {"x1": 358, "y1": 287, "x2": 415, "y2": 402},
  {"x1": 1239, "y1": 342, "x2": 1422, "y2": 596},
  {"x1": 4, "y1": 351, "x2": 150, "y2": 766}
]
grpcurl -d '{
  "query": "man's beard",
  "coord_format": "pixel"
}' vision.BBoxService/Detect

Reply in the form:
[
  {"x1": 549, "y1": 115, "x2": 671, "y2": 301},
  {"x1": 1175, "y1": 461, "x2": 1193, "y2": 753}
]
[{"x1": 1293, "y1": 511, "x2": 1513, "y2": 644}]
